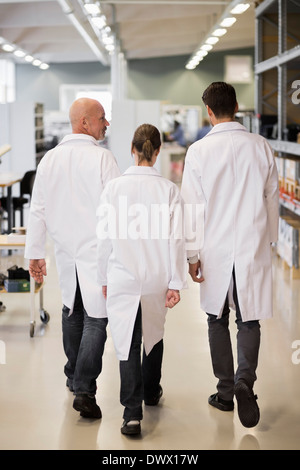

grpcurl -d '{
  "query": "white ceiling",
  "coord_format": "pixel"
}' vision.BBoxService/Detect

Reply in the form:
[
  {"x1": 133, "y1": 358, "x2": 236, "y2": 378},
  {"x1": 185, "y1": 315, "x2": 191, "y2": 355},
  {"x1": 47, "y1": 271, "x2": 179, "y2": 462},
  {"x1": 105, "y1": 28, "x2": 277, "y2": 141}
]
[{"x1": 0, "y1": 0, "x2": 256, "y2": 66}]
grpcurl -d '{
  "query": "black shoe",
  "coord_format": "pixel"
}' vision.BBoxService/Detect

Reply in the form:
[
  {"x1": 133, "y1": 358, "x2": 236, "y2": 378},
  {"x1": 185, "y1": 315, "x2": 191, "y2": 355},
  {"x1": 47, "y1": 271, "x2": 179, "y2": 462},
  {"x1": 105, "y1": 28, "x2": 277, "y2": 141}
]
[
  {"x1": 66, "y1": 378, "x2": 74, "y2": 392},
  {"x1": 121, "y1": 420, "x2": 141, "y2": 436},
  {"x1": 144, "y1": 385, "x2": 163, "y2": 406},
  {"x1": 208, "y1": 393, "x2": 234, "y2": 411},
  {"x1": 234, "y1": 379, "x2": 260, "y2": 428},
  {"x1": 73, "y1": 394, "x2": 102, "y2": 419}
]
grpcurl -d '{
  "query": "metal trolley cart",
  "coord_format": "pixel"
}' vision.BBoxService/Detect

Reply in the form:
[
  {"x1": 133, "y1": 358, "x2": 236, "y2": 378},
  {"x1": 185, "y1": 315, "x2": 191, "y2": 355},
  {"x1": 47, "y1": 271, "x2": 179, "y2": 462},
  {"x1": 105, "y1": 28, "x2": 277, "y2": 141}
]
[{"x1": 0, "y1": 234, "x2": 50, "y2": 337}]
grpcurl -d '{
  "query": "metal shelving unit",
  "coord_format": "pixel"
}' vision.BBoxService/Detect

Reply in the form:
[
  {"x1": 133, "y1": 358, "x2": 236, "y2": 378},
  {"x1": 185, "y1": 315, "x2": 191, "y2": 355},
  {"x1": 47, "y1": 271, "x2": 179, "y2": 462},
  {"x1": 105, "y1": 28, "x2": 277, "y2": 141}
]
[{"x1": 255, "y1": 0, "x2": 300, "y2": 278}]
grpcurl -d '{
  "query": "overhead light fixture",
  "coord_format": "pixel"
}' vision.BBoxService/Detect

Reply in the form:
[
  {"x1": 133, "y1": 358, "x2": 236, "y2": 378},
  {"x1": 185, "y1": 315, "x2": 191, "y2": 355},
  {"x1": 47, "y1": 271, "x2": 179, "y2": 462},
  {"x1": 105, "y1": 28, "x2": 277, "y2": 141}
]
[
  {"x1": 14, "y1": 50, "x2": 26, "y2": 58},
  {"x1": 212, "y1": 28, "x2": 227, "y2": 37},
  {"x1": 2, "y1": 44, "x2": 15, "y2": 52},
  {"x1": 186, "y1": 0, "x2": 252, "y2": 70},
  {"x1": 230, "y1": 3, "x2": 250, "y2": 14},
  {"x1": 32, "y1": 59, "x2": 42, "y2": 67},
  {"x1": 196, "y1": 50, "x2": 208, "y2": 58},
  {"x1": 0, "y1": 36, "x2": 49, "y2": 70},
  {"x1": 201, "y1": 44, "x2": 213, "y2": 51},
  {"x1": 39, "y1": 63, "x2": 49, "y2": 70},
  {"x1": 206, "y1": 36, "x2": 219, "y2": 45},
  {"x1": 83, "y1": 2, "x2": 101, "y2": 15},
  {"x1": 220, "y1": 17, "x2": 237, "y2": 27},
  {"x1": 91, "y1": 15, "x2": 106, "y2": 30}
]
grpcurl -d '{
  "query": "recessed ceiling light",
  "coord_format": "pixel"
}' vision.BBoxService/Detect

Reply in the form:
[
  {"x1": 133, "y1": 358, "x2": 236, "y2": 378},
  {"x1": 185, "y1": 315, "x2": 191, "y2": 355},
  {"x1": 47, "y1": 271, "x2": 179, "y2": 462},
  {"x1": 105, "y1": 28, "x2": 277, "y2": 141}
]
[
  {"x1": 84, "y1": 3, "x2": 101, "y2": 15},
  {"x1": 206, "y1": 37, "x2": 219, "y2": 45},
  {"x1": 201, "y1": 44, "x2": 213, "y2": 51},
  {"x1": 91, "y1": 15, "x2": 106, "y2": 29},
  {"x1": 230, "y1": 3, "x2": 250, "y2": 14},
  {"x1": 2, "y1": 44, "x2": 15, "y2": 52},
  {"x1": 212, "y1": 28, "x2": 227, "y2": 37},
  {"x1": 14, "y1": 49, "x2": 26, "y2": 57},
  {"x1": 220, "y1": 17, "x2": 237, "y2": 27}
]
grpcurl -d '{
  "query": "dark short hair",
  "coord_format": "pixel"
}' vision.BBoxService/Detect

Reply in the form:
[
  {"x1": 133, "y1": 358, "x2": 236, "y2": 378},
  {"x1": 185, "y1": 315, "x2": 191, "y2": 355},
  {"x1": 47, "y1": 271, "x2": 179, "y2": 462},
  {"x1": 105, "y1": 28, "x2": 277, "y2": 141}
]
[{"x1": 202, "y1": 82, "x2": 237, "y2": 118}]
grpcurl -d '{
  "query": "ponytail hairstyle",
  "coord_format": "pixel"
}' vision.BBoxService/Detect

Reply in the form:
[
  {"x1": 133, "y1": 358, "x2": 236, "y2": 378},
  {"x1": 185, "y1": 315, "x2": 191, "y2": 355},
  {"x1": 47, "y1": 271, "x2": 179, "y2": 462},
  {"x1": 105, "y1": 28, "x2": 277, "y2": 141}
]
[{"x1": 132, "y1": 124, "x2": 161, "y2": 165}]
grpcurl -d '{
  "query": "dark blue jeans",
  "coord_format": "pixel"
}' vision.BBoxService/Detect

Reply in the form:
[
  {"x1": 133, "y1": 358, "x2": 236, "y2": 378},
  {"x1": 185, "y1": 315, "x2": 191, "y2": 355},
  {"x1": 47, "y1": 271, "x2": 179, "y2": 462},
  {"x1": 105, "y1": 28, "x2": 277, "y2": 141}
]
[
  {"x1": 62, "y1": 280, "x2": 108, "y2": 396},
  {"x1": 207, "y1": 269, "x2": 261, "y2": 401},
  {"x1": 119, "y1": 304, "x2": 163, "y2": 421}
]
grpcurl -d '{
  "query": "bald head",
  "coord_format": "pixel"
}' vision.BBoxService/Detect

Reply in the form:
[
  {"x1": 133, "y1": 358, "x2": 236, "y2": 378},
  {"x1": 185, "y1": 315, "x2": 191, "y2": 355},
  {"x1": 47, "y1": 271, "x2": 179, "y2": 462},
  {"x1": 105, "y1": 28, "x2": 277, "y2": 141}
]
[{"x1": 69, "y1": 97, "x2": 109, "y2": 141}]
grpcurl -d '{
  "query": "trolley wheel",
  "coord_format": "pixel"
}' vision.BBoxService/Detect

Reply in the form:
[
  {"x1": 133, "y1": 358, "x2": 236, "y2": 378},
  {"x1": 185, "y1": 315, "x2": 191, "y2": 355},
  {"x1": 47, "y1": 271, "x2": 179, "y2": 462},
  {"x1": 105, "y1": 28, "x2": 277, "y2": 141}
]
[
  {"x1": 40, "y1": 310, "x2": 50, "y2": 324},
  {"x1": 30, "y1": 321, "x2": 35, "y2": 338}
]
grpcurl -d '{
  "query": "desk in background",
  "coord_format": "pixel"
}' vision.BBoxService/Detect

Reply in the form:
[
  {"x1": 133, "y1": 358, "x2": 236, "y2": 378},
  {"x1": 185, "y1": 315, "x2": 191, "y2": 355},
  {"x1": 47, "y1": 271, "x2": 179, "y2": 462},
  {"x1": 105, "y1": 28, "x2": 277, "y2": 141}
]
[
  {"x1": 0, "y1": 234, "x2": 50, "y2": 337},
  {"x1": 0, "y1": 172, "x2": 22, "y2": 233}
]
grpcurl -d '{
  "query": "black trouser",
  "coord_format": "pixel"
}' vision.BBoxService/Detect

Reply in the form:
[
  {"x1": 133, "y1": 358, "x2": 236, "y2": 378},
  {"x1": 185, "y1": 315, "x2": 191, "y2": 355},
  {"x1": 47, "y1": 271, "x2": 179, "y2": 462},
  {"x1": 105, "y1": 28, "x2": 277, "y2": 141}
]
[
  {"x1": 119, "y1": 304, "x2": 163, "y2": 421},
  {"x1": 207, "y1": 269, "x2": 261, "y2": 401},
  {"x1": 62, "y1": 280, "x2": 108, "y2": 396}
]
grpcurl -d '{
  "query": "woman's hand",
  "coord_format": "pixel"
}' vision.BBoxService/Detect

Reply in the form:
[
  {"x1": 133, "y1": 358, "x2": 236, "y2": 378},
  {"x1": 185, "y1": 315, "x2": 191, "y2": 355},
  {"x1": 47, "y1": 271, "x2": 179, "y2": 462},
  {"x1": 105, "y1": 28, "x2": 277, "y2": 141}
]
[{"x1": 165, "y1": 289, "x2": 180, "y2": 308}]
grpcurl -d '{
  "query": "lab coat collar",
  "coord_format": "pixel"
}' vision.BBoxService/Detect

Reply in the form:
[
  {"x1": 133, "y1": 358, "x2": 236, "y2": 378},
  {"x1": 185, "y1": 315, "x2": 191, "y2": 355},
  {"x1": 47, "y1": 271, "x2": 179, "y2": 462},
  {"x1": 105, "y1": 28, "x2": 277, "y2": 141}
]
[
  {"x1": 208, "y1": 121, "x2": 247, "y2": 136},
  {"x1": 58, "y1": 134, "x2": 100, "y2": 146},
  {"x1": 123, "y1": 165, "x2": 162, "y2": 177}
]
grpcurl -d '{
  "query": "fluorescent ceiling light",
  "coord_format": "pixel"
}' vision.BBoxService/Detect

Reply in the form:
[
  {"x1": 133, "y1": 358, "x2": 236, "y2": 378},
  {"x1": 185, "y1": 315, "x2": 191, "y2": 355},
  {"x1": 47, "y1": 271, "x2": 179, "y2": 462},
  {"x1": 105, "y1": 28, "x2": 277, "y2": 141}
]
[
  {"x1": 102, "y1": 36, "x2": 114, "y2": 45},
  {"x1": 212, "y1": 28, "x2": 227, "y2": 37},
  {"x1": 32, "y1": 59, "x2": 42, "y2": 66},
  {"x1": 196, "y1": 50, "x2": 208, "y2": 58},
  {"x1": 2, "y1": 44, "x2": 15, "y2": 52},
  {"x1": 91, "y1": 15, "x2": 106, "y2": 29},
  {"x1": 14, "y1": 49, "x2": 26, "y2": 57},
  {"x1": 220, "y1": 17, "x2": 237, "y2": 27},
  {"x1": 40, "y1": 63, "x2": 49, "y2": 70},
  {"x1": 230, "y1": 3, "x2": 250, "y2": 14},
  {"x1": 84, "y1": 3, "x2": 101, "y2": 15},
  {"x1": 206, "y1": 36, "x2": 219, "y2": 45},
  {"x1": 201, "y1": 44, "x2": 213, "y2": 51},
  {"x1": 25, "y1": 55, "x2": 34, "y2": 62},
  {"x1": 105, "y1": 44, "x2": 115, "y2": 52}
]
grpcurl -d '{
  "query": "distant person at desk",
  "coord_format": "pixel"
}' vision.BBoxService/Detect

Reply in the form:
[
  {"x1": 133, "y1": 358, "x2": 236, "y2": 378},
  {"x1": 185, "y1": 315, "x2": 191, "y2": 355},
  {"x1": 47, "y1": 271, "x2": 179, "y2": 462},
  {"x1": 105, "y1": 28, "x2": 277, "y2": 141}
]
[
  {"x1": 168, "y1": 120, "x2": 186, "y2": 147},
  {"x1": 24, "y1": 98, "x2": 120, "y2": 419},
  {"x1": 195, "y1": 118, "x2": 211, "y2": 141}
]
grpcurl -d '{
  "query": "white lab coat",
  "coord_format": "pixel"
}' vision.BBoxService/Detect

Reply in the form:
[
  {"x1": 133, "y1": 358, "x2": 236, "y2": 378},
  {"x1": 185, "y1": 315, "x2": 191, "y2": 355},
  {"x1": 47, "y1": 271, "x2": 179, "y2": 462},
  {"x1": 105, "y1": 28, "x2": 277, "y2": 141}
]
[
  {"x1": 181, "y1": 122, "x2": 279, "y2": 321},
  {"x1": 24, "y1": 134, "x2": 120, "y2": 317},
  {"x1": 97, "y1": 165, "x2": 187, "y2": 360}
]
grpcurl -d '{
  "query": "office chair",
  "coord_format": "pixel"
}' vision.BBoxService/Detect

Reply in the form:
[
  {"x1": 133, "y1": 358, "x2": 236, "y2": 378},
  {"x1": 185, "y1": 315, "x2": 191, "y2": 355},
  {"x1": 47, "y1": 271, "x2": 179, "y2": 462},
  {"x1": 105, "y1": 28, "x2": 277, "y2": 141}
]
[{"x1": 0, "y1": 170, "x2": 36, "y2": 228}]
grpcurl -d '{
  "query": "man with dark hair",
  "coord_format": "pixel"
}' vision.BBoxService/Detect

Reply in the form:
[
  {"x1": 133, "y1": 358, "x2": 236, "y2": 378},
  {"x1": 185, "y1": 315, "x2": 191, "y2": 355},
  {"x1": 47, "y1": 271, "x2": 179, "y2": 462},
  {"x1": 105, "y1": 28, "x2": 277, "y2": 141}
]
[{"x1": 181, "y1": 82, "x2": 279, "y2": 428}]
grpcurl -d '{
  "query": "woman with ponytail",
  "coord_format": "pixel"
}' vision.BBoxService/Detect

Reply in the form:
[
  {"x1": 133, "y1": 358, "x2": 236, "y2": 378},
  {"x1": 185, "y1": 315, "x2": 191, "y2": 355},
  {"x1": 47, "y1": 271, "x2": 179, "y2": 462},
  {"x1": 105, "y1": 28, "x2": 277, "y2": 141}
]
[{"x1": 97, "y1": 123, "x2": 187, "y2": 436}]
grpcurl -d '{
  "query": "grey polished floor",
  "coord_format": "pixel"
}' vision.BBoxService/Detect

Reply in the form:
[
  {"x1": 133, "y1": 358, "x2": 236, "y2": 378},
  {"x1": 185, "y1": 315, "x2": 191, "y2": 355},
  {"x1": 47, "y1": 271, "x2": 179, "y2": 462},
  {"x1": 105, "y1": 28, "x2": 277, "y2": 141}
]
[{"x1": 0, "y1": 243, "x2": 299, "y2": 450}]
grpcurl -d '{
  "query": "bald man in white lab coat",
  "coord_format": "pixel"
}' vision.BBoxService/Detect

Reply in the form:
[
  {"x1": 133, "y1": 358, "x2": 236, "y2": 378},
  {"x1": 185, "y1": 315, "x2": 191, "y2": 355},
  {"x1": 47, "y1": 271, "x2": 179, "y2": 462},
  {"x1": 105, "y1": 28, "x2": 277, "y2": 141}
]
[
  {"x1": 181, "y1": 82, "x2": 279, "y2": 428},
  {"x1": 25, "y1": 98, "x2": 120, "y2": 419}
]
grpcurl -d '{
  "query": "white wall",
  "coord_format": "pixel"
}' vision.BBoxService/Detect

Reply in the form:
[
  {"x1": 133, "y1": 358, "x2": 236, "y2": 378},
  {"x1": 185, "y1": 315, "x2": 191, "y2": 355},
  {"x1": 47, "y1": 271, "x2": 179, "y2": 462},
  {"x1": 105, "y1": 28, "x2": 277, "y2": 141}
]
[{"x1": 110, "y1": 99, "x2": 161, "y2": 174}]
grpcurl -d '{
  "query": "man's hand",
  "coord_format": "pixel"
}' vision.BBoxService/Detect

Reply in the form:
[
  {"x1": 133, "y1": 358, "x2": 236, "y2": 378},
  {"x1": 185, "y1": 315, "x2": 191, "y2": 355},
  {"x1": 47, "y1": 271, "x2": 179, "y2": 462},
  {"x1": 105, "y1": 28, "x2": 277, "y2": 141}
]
[
  {"x1": 29, "y1": 259, "x2": 47, "y2": 284},
  {"x1": 188, "y1": 260, "x2": 205, "y2": 283},
  {"x1": 165, "y1": 289, "x2": 180, "y2": 308}
]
